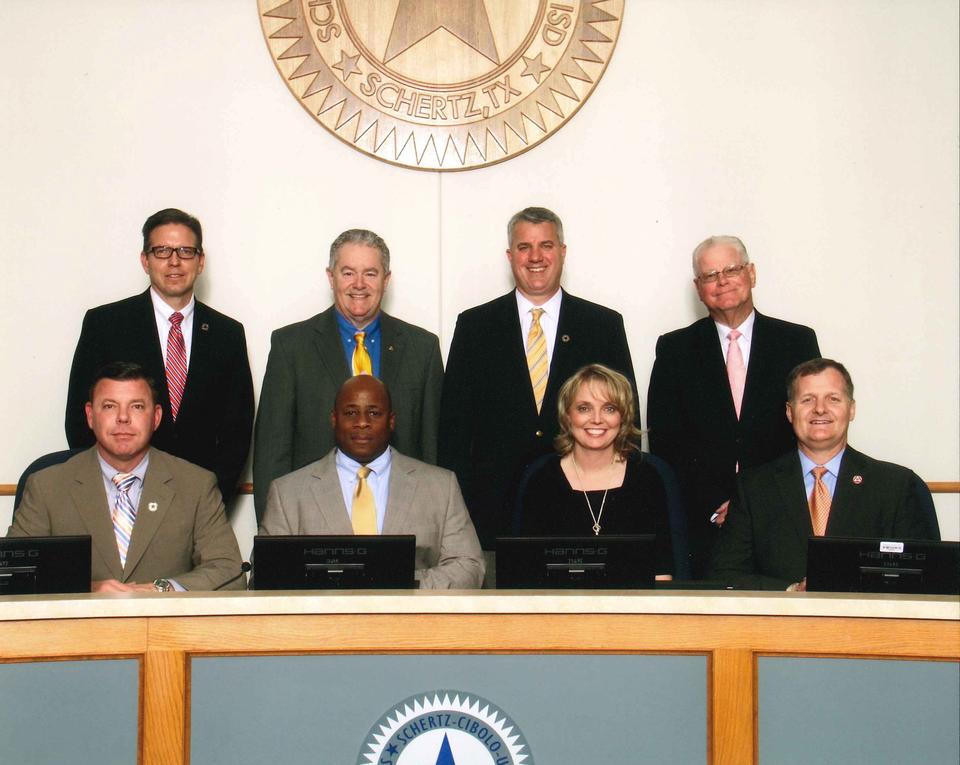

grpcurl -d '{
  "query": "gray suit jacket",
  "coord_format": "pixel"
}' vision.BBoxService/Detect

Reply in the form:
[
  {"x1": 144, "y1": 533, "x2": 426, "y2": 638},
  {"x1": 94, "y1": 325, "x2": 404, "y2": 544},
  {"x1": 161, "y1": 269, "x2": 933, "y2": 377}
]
[
  {"x1": 260, "y1": 449, "x2": 484, "y2": 589},
  {"x1": 253, "y1": 307, "x2": 443, "y2": 520},
  {"x1": 8, "y1": 447, "x2": 244, "y2": 590}
]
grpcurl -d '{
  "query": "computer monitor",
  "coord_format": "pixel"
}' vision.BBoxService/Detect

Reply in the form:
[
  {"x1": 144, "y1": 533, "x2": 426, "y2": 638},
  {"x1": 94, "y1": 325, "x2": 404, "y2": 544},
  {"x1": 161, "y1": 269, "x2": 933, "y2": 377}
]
[
  {"x1": 0, "y1": 536, "x2": 91, "y2": 595},
  {"x1": 807, "y1": 537, "x2": 959, "y2": 595},
  {"x1": 496, "y1": 535, "x2": 656, "y2": 589},
  {"x1": 252, "y1": 535, "x2": 416, "y2": 590}
]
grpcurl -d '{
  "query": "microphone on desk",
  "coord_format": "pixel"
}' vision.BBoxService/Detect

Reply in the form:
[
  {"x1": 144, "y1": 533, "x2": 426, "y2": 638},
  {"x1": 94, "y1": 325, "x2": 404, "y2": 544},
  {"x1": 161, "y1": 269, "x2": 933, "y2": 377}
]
[{"x1": 216, "y1": 561, "x2": 251, "y2": 591}]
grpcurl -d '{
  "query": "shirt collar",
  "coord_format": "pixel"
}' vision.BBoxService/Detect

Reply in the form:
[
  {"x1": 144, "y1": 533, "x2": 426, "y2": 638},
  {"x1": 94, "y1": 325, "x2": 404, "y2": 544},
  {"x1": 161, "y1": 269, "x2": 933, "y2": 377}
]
[
  {"x1": 335, "y1": 445, "x2": 393, "y2": 475},
  {"x1": 335, "y1": 309, "x2": 381, "y2": 335},
  {"x1": 97, "y1": 450, "x2": 150, "y2": 482},
  {"x1": 799, "y1": 447, "x2": 846, "y2": 477},
  {"x1": 714, "y1": 308, "x2": 756, "y2": 340},
  {"x1": 150, "y1": 288, "x2": 195, "y2": 322},
  {"x1": 515, "y1": 287, "x2": 563, "y2": 317}
]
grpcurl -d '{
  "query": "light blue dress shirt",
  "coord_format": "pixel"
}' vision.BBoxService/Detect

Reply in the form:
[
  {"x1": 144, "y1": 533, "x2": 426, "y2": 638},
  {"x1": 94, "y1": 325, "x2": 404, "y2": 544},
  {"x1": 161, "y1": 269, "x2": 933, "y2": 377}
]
[
  {"x1": 335, "y1": 446, "x2": 393, "y2": 533},
  {"x1": 799, "y1": 448, "x2": 845, "y2": 501}
]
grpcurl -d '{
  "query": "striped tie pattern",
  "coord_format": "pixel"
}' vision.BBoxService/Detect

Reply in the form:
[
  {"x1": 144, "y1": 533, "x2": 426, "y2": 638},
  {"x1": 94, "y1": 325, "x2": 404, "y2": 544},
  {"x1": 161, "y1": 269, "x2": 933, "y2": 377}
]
[
  {"x1": 112, "y1": 472, "x2": 139, "y2": 568},
  {"x1": 809, "y1": 466, "x2": 831, "y2": 536},
  {"x1": 166, "y1": 311, "x2": 188, "y2": 420},
  {"x1": 352, "y1": 466, "x2": 378, "y2": 535},
  {"x1": 526, "y1": 308, "x2": 548, "y2": 412},
  {"x1": 353, "y1": 331, "x2": 373, "y2": 375}
]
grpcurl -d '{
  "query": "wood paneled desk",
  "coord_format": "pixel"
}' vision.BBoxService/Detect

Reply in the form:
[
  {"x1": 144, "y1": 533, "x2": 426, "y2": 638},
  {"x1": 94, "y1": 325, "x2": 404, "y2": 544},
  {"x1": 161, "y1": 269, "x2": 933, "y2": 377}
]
[{"x1": 2, "y1": 591, "x2": 958, "y2": 765}]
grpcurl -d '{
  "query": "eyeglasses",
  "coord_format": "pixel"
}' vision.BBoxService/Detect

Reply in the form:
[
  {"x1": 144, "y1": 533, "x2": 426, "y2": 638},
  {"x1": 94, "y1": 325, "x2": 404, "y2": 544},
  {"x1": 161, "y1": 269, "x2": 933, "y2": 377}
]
[
  {"x1": 146, "y1": 246, "x2": 202, "y2": 260},
  {"x1": 696, "y1": 263, "x2": 750, "y2": 284}
]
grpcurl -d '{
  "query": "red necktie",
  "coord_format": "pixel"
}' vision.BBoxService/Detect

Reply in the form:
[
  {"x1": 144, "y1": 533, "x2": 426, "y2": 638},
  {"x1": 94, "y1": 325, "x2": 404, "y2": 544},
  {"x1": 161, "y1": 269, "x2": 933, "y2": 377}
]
[{"x1": 166, "y1": 312, "x2": 187, "y2": 420}]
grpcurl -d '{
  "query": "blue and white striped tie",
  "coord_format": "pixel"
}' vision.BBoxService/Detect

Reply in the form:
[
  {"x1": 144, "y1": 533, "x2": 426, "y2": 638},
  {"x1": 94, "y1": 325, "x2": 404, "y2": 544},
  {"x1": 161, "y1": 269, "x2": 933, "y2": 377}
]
[{"x1": 111, "y1": 472, "x2": 138, "y2": 568}]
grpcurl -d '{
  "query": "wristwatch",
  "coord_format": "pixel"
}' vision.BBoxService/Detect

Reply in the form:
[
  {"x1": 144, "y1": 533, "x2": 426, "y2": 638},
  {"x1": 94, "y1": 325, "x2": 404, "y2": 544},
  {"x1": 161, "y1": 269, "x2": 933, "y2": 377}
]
[{"x1": 152, "y1": 578, "x2": 173, "y2": 593}]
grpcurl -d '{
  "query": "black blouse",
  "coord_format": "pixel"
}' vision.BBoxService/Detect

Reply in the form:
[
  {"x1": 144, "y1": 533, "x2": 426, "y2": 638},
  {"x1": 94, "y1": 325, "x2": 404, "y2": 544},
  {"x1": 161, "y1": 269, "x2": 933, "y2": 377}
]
[{"x1": 514, "y1": 452, "x2": 674, "y2": 575}]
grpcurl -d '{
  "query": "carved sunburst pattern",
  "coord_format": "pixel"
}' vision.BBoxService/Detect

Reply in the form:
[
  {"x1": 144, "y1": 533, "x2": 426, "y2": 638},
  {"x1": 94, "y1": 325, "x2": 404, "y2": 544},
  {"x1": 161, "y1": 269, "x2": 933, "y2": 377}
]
[{"x1": 258, "y1": 0, "x2": 624, "y2": 170}]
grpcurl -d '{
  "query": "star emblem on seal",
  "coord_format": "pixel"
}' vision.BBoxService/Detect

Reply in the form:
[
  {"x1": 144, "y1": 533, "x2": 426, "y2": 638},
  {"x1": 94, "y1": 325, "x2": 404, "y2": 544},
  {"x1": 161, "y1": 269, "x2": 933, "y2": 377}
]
[{"x1": 258, "y1": 0, "x2": 624, "y2": 170}]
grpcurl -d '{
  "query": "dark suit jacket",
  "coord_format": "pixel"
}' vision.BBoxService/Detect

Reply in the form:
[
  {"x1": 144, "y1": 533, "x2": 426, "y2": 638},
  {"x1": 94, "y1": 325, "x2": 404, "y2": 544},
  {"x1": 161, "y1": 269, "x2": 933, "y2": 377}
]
[
  {"x1": 253, "y1": 307, "x2": 443, "y2": 520},
  {"x1": 709, "y1": 447, "x2": 935, "y2": 590},
  {"x1": 8, "y1": 447, "x2": 245, "y2": 590},
  {"x1": 260, "y1": 449, "x2": 484, "y2": 589},
  {"x1": 65, "y1": 290, "x2": 254, "y2": 504},
  {"x1": 647, "y1": 311, "x2": 819, "y2": 577},
  {"x1": 439, "y1": 290, "x2": 637, "y2": 548}
]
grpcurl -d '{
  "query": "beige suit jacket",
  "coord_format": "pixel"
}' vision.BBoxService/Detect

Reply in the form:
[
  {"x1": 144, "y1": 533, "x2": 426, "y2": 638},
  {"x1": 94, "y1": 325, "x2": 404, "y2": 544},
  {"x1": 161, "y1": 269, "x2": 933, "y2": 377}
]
[
  {"x1": 260, "y1": 449, "x2": 484, "y2": 589},
  {"x1": 8, "y1": 447, "x2": 244, "y2": 590}
]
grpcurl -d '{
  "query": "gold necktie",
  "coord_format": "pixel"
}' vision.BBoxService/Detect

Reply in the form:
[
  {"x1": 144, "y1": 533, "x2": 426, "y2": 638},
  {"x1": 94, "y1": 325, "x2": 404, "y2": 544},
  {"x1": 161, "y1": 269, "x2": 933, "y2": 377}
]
[
  {"x1": 526, "y1": 308, "x2": 548, "y2": 412},
  {"x1": 353, "y1": 332, "x2": 372, "y2": 376},
  {"x1": 809, "y1": 466, "x2": 831, "y2": 536},
  {"x1": 352, "y1": 466, "x2": 377, "y2": 535}
]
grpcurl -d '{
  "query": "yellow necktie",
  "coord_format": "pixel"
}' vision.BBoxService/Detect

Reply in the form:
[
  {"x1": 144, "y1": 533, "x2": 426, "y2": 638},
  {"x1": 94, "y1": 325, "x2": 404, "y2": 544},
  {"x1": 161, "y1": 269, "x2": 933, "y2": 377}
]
[
  {"x1": 352, "y1": 466, "x2": 377, "y2": 535},
  {"x1": 353, "y1": 332, "x2": 372, "y2": 376},
  {"x1": 809, "y1": 466, "x2": 831, "y2": 536},
  {"x1": 526, "y1": 308, "x2": 548, "y2": 412}
]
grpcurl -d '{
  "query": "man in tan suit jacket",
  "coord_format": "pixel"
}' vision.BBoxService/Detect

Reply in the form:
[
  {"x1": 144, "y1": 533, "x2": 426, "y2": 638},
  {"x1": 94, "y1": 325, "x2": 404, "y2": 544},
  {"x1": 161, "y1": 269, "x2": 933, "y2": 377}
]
[
  {"x1": 9, "y1": 362, "x2": 243, "y2": 591},
  {"x1": 260, "y1": 376, "x2": 483, "y2": 590}
]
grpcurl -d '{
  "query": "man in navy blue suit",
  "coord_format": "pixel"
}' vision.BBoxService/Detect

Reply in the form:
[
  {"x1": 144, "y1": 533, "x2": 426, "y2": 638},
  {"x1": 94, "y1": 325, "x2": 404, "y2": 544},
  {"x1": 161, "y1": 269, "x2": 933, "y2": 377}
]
[
  {"x1": 65, "y1": 208, "x2": 254, "y2": 505},
  {"x1": 440, "y1": 207, "x2": 637, "y2": 551},
  {"x1": 710, "y1": 358, "x2": 936, "y2": 590},
  {"x1": 648, "y1": 235, "x2": 820, "y2": 578}
]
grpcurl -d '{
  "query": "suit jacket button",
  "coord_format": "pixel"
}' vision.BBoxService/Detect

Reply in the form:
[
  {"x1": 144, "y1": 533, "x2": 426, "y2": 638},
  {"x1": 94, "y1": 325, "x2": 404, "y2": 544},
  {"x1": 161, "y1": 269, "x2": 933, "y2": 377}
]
[{"x1": 535, "y1": 430, "x2": 543, "y2": 437}]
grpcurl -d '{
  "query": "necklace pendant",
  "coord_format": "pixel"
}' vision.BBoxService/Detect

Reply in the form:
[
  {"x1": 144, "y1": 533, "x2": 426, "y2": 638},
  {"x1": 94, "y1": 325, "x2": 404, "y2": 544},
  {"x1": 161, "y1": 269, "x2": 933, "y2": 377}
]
[{"x1": 592, "y1": 522, "x2": 601, "y2": 536}]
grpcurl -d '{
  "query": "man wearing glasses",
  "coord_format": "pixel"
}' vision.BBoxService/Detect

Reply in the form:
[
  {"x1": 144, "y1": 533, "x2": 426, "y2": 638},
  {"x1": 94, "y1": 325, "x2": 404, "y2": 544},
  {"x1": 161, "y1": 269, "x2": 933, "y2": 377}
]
[
  {"x1": 647, "y1": 235, "x2": 820, "y2": 579},
  {"x1": 65, "y1": 208, "x2": 254, "y2": 505}
]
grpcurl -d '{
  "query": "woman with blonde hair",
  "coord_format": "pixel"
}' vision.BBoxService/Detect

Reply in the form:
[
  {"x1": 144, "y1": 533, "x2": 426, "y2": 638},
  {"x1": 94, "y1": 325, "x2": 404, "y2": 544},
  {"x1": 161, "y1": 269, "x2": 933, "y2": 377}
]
[{"x1": 513, "y1": 364, "x2": 673, "y2": 578}]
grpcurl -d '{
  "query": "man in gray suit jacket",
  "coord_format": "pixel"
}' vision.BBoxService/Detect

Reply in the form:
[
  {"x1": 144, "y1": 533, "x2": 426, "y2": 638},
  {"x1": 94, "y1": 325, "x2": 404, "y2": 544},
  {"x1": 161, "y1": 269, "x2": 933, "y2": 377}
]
[
  {"x1": 259, "y1": 376, "x2": 483, "y2": 589},
  {"x1": 10, "y1": 363, "x2": 244, "y2": 591},
  {"x1": 254, "y1": 229, "x2": 443, "y2": 521}
]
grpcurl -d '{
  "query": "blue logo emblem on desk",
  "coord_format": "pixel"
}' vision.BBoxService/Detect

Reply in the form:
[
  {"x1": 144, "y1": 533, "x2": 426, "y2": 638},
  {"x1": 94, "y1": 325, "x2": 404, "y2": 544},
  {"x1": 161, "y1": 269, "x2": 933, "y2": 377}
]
[{"x1": 357, "y1": 690, "x2": 533, "y2": 764}]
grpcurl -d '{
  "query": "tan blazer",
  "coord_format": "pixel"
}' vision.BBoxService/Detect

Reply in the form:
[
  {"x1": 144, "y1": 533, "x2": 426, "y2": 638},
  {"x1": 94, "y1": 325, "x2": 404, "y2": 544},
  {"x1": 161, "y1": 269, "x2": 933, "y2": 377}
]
[
  {"x1": 9, "y1": 447, "x2": 244, "y2": 590},
  {"x1": 260, "y1": 449, "x2": 484, "y2": 589}
]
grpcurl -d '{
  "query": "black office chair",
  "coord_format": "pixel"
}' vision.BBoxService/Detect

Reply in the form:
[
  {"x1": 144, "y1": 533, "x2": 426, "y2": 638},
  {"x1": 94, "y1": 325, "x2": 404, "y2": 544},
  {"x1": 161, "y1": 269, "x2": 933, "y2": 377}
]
[
  {"x1": 13, "y1": 448, "x2": 84, "y2": 516},
  {"x1": 911, "y1": 472, "x2": 941, "y2": 540},
  {"x1": 641, "y1": 452, "x2": 692, "y2": 580}
]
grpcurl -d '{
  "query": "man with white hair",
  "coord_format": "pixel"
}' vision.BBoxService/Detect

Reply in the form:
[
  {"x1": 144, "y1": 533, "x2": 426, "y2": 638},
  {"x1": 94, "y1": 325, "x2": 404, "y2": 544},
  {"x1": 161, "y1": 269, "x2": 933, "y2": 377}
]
[{"x1": 647, "y1": 235, "x2": 820, "y2": 578}]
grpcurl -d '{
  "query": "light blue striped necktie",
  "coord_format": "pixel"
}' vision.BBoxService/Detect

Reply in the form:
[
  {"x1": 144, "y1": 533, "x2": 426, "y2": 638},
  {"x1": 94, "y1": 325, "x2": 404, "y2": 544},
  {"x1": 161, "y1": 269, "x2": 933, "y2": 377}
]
[{"x1": 111, "y1": 472, "x2": 139, "y2": 568}]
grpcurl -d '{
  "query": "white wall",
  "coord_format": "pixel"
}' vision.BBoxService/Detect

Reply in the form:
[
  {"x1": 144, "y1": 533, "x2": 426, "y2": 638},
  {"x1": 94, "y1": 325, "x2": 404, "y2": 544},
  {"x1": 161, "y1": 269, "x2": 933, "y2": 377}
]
[{"x1": 2, "y1": 0, "x2": 957, "y2": 553}]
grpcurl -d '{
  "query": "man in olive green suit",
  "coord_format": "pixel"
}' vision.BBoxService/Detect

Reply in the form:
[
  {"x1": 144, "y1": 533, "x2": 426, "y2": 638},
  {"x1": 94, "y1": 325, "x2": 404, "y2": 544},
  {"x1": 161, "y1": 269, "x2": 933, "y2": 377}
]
[{"x1": 253, "y1": 229, "x2": 443, "y2": 521}]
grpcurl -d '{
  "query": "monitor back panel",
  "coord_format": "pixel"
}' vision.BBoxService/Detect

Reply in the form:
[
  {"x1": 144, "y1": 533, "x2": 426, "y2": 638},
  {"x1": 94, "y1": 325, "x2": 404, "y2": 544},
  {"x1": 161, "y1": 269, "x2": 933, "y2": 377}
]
[
  {"x1": 0, "y1": 535, "x2": 91, "y2": 595},
  {"x1": 252, "y1": 535, "x2": 416, "y2": 590},
  {"x1": 496, "y1": 535, "x2": 656, "y2": 589},
  {"x1": 807, "y1": 537, "x2": 960, "y2": 595}
]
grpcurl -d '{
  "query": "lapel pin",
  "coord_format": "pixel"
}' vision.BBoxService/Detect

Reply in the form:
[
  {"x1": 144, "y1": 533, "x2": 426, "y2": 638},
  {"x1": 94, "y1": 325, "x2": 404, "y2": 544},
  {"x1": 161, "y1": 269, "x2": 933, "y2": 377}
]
[
  {"x1": 201, "y1": 323, "x2": 210, "y2": 332},
  {"x1": 852, "y1": 475, "x2": 863, "y2": 485},
  {"x1": 561, "y1": 334, "x2": 570, "y2": 343},
  {"x1": 148, "y1": 501, "x2": 159, "y2": 512},
  {"x1": 387, "y1": 345, "x2": 394, "y2": 351}
]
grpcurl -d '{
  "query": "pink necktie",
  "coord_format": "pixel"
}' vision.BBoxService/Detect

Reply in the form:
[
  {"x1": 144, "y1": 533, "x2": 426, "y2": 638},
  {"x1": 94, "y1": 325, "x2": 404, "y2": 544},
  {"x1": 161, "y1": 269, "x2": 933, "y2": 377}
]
[
  {"x1": 726, "y1": 329, "x2": 746, "y2": 418},
  {"x1": 166, "y1": 312, "x2": 187, "y2": 420}
]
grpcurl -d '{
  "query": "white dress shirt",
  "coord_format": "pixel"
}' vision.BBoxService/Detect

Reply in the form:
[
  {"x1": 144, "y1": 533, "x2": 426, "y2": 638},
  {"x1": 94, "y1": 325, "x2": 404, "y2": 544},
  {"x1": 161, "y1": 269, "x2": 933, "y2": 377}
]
[
  {"x1": 714, "y1": 309, "x2": 756, "y2": 370},
  {"x1": 516, "y1": 288, "x2": 563, "y2": 371},
  {"x1": 150, "y1": 288, "x2": 195, "y2": 365}
]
